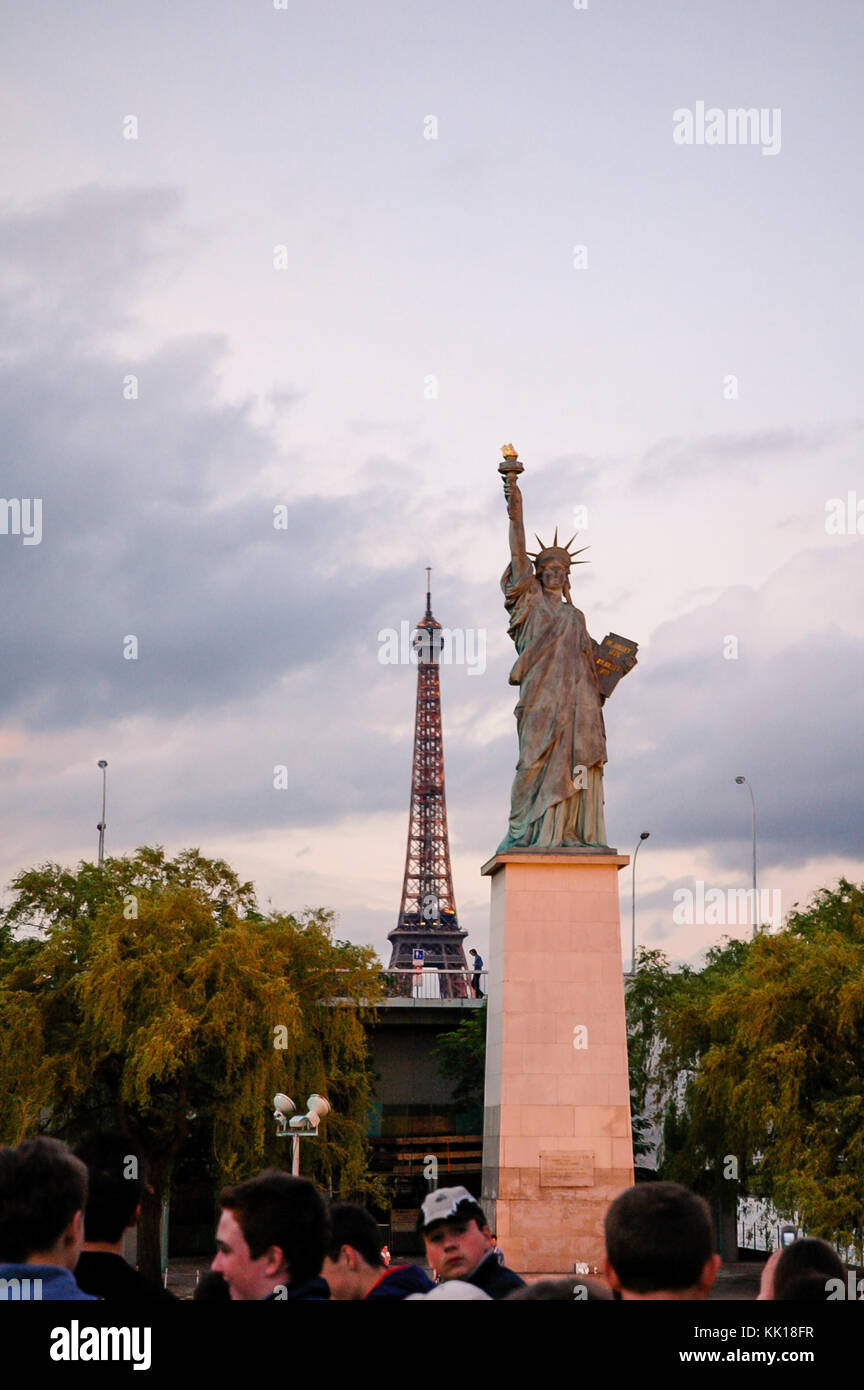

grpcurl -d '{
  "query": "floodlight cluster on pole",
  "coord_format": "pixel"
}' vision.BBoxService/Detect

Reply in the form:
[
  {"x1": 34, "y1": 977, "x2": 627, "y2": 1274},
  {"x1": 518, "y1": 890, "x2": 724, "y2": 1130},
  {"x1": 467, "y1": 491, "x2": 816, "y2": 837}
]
[{"x1": 273, "y1": 1093, "x2": 331, "y2": 1176}]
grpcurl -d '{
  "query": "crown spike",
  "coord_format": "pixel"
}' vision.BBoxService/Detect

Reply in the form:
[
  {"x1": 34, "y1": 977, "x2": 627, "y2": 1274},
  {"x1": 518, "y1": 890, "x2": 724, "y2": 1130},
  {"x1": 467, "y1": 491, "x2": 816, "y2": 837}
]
[{"x1": 528, "y1": 525, "x2": 592, "y2": 572}]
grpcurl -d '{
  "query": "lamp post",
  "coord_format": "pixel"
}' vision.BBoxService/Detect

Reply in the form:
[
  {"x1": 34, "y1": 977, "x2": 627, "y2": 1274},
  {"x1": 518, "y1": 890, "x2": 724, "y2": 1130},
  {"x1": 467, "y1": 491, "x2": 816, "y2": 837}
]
[
  {"x1": 734, "y1": 776, "x2": 758, "y2": 937},
  {"x1": 630, "y1": 832, "x2": 650, "y2": 974},
  {"x1": 97, "y1": 760, "x2": 108, "y2": 867},
  {"x1": 273, "y1": 1094, "x2": 331, "y2": 1176}
]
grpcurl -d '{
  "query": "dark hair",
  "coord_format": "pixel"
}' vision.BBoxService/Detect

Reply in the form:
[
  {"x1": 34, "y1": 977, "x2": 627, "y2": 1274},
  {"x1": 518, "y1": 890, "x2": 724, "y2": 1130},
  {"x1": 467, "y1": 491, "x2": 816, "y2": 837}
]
[
  {"x1": 218, "y1": 1170, "x2": 330, "y2": 1285},
  {"x1": 326, "y1": 1204, "x2": 384, "y2": 1268},
  {"x1": 604, "y1": 1182, "x2": 714, "y2": 1294},
  {"x1": 73, "y1": 1131, "x2": 144, "y2": 1244},
  {"x1": 0, "y1": 1136, "x2": 89, "y2": 1262},
  {"x1": 773, "y1": 1239, "x2": 844, "y2": 1300},
  {"x1": 776, "y1": 1271, "x2": 841, "y2": 1301},
  {"x1": 506, "y1": 1277, "x2": 613, "y2": 1301}
]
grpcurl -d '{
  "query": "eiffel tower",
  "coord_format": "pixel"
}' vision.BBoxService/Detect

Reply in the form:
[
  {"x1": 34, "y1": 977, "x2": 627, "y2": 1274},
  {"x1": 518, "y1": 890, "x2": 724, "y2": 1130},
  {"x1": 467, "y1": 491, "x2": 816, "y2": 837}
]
[{"x1": 387, "y1": 571, "x2": 470, "y2": 999}]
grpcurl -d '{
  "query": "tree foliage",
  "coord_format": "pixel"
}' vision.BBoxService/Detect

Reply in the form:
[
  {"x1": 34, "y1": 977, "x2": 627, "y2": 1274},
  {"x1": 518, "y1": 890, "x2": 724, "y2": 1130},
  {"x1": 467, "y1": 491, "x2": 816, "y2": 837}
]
[
  {"x1": 625, "y1": 947, "x2": 694, "y2": 1162},
  {"x1": 0, "y1": 847, "x2": 386, "y2": 1275},
  {"x1": 432, "y1": 1003, "x2": 486, "y2": 1106},
  {"x1": 626, "y1": 880, "x2": 864, "y2": 1251}
]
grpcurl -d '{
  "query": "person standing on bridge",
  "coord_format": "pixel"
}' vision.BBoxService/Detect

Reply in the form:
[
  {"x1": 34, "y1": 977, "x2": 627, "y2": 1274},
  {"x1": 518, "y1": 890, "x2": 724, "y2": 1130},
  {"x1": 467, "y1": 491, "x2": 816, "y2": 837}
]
[{"x1": 468, "y1": 948, "x2": 484, "y2": 998}]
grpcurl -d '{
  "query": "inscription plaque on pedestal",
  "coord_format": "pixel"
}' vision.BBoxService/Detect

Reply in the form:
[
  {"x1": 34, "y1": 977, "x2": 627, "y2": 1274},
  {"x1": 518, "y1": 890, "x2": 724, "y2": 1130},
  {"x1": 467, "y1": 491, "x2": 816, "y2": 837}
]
[{"x1": 539, "y1": 1152, "x2": 595, "y2": 1189}]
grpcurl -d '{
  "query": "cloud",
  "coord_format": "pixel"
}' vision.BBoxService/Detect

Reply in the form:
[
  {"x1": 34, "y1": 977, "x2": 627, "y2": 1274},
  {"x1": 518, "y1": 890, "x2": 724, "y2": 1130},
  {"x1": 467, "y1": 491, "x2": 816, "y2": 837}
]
[
  {"x1": 0, "y1": 185, "x2": 185, "y2": 358},
  {"x1": 637, "y1": 422, "x2": 864, "y2": 487},
  {"x1": 606, "y1": 543, "x2": 864, "y2": 865},
  {"x1": 0, "y1": 187, "x2": 490, "y2": 733}
]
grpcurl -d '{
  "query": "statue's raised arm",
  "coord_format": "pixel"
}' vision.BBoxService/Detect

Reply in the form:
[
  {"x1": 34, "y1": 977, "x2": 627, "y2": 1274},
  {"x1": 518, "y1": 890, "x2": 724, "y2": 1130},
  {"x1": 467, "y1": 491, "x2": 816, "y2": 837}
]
[
  {"x1": 499, "y1": 444, "x2": 530, "y2": 576},
  {"x1": 505, "y1": 478, "x2": 528, "y2": 566}
]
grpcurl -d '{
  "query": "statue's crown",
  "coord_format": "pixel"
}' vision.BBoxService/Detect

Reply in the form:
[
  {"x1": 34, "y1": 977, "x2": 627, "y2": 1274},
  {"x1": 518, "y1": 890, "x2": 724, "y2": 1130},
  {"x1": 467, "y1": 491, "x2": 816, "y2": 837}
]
[{"x1": 526, "y1": 527, "x2": 590, "y2": 570}]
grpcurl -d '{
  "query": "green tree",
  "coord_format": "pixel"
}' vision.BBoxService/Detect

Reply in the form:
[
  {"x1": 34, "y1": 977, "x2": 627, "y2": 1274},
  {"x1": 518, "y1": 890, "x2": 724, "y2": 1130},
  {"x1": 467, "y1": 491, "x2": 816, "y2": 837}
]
[
  {"x1": 432, "y1": 1002, "x2": 486, "y2": 1107},
  {"x1": 0, "y1": 847, "x2": 385, "y2": 1279},
  {"x1": 626, "y1": 880, "x2": 864, "y2": 1255}
]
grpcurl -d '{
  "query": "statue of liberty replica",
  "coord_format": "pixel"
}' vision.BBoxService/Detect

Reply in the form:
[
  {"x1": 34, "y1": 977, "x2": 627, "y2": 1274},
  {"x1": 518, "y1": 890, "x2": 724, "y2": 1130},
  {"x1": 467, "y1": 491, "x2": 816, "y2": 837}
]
[{"x1": 497, "y1": 446, "x2": 637, "y2": 851}]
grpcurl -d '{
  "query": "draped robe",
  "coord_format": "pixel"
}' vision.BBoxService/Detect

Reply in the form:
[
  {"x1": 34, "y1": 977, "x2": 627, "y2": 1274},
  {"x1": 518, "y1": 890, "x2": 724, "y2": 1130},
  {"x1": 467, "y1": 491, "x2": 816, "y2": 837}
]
[{"x1": 498, "y1": 557, "x2": 608, "y2": 850}]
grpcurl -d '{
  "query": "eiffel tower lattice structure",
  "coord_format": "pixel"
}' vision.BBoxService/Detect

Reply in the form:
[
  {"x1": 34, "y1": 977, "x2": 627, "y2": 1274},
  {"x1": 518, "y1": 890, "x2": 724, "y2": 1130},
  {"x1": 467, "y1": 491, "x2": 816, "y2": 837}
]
[{"x1": 387, "y1": 572, "x2": 471, "y2": 999}]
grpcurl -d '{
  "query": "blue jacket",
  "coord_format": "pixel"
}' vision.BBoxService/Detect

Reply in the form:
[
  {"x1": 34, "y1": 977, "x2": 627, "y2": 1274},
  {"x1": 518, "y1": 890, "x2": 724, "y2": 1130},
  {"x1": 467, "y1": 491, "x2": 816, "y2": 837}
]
[
  {"x1": 365, "y1": 1264, "x2": 434, "y2": 1300},
  {"x1": 263, "y1": 1276, "x2": 330, "y2": 1301},
  {"x1": 465, "y1": 1251, "x2": 524, "y2": 1300},
  {"x1": 0, "y1": 1263, "x2": 99, "y2": 1300}
]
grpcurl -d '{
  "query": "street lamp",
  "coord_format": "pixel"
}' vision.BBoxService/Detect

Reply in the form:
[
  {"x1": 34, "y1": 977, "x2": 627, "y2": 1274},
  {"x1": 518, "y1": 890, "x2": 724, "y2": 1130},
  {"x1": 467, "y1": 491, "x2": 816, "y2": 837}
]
[
  {"x1": 734, "y1": 776, "x2": 758, "y2": 938},
  {"x1": 630, "y1": 832, "x2": 650, "y2": 974},
  {"x1": 273, "y1": 1093, "x2": 331, "y2": 1176},
  {"x1": 96, "y1": 761, "x2": 108, "y2": 867}
]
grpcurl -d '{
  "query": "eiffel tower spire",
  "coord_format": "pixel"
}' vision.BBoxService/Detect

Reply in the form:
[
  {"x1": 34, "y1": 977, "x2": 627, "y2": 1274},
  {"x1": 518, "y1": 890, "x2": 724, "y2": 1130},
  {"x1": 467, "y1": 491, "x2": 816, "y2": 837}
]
[{"x1": 387, "y1": 571, "x2": 470, "y2": 998}]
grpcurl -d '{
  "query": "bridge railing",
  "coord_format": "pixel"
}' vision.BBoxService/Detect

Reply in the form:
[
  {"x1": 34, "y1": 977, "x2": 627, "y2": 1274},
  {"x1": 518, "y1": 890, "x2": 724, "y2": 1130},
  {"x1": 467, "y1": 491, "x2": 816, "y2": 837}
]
[{"x1": 380, "y1": 967, "x2": 487, "y2": 1001}]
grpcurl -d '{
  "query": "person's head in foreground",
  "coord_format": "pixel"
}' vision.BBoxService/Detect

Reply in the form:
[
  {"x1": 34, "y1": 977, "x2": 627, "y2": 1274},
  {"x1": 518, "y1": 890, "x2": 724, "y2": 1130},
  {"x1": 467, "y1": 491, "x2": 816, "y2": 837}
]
[
  {"x1": 603, "y1": 1181, "x2": 720, "y2": 1300},
  {"x1": 771, "y1": 1237, "x2": 845, "y2": 1301},
  {"x1": 419, "y1": 1186, "x2": 495, "y2": 1282},
  {"x1": 417, "y1": 1186, "x2": 525, "y2": 1297},
  {"x1": 322, "y1": 1202, "x2": 431, "y2": 1300},
  {"x1": 212, "y1": 1170, "x2": 330, "y2": 1300},
  {"x1": 0, "y1": 1136, "x2": 88, "y2": 1271},
  {"x1": 73, "y1": 1130, "x2": 145, "y2": 1251},
  {"x1": 321, "y1": 1204, "x2": 384, "y2": 1299}
]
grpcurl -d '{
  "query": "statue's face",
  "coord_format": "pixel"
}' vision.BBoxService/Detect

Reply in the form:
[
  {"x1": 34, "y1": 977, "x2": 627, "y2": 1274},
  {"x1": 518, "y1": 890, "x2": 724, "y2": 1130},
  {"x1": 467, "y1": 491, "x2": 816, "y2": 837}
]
[{"x1": 539, "y1": 561, "x2": 567, "y2": 592}]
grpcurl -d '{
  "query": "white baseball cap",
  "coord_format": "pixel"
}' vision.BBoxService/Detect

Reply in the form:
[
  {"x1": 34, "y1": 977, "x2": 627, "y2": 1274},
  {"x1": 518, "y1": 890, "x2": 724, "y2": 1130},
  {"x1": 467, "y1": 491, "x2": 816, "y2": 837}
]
[
  {"x1": 406, "y1": 1280, "x2": 492, "y2": 1301},
  {"x1": 419, "y1": 1186, "x2": 486, "y2": 1233}
]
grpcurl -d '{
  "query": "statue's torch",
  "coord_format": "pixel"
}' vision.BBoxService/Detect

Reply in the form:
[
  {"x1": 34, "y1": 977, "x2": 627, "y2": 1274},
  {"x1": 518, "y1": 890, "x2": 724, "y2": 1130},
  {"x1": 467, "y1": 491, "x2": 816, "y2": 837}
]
[{"x1": 498, "y1": 443, "x2": 524, "y2": 499}]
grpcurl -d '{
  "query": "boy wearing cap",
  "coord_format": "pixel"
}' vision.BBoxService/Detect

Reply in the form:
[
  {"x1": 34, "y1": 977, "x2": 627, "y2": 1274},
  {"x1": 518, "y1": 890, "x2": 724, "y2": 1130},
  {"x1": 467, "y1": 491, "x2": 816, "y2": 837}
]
[{"x1": 418, "y1": 1186, "x2": 524, "y2": 1300}]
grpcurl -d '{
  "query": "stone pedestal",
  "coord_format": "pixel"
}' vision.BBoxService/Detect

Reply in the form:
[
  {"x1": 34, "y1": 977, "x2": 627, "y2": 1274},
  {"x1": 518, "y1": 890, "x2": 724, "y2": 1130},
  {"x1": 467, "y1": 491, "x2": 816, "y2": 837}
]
[{"x1": 479, "y1": 850, "x2": 634, "y2": 1276}]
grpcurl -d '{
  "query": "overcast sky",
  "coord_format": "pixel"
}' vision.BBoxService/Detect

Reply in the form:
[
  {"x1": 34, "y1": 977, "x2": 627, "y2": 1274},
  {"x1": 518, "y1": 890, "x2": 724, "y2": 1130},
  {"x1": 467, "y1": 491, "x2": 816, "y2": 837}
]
[{"x1": 1, "y1": 0, "x2": 862, "y2": 969}]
